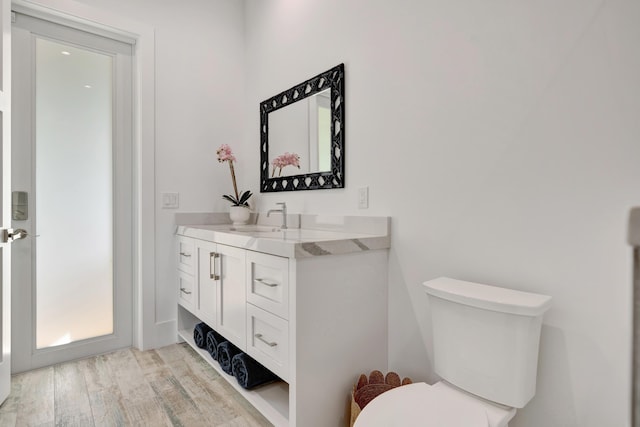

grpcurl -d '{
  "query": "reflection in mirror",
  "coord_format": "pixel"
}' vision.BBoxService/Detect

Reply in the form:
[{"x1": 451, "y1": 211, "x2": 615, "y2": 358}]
[
  {"x1": 260, "y1": 64, "x2": 345, "y2": 192},
  {"x1": 269, "y1": 89, "x2": 331, "y2": 176}
]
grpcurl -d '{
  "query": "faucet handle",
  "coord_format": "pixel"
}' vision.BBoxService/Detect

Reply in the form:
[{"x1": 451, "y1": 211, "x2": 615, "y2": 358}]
[{"x1": 276, "y1": 202, "x2": 286, "y2": 208}]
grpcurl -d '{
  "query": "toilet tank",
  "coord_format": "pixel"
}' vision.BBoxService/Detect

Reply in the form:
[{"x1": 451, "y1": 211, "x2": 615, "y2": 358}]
[{"x1": 423, "y1": 277, "x2": 552, "y2": 409}]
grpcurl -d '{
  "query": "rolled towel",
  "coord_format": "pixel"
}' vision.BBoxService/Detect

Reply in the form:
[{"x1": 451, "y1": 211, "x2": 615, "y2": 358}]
[
  {"x1": 217, "y1": 341, "x2": 242, "y2": 375},
  {"x1": 193, "y1": 323, "x2": 212, "y2": 349},
  {"x1": 206, "y1": 329, "x2": 226, "y2": 361},
  {"x1": 232, "y1": 353, "x2": 280, "y2": 389}
]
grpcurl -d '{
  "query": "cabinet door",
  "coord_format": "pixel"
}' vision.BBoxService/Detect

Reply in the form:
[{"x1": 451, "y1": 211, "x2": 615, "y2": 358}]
[
  {"x1": 216, "y1": 244, "x2": 247, "y2": 350},
  {"x1": 196, "y1": 239, "x2": 218, "y2": 328}
]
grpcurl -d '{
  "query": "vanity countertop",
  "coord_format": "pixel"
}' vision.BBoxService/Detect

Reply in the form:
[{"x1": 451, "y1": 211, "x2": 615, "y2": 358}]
[{"x1": 175, "y1": 215, "x2": 390, "y2": 259}]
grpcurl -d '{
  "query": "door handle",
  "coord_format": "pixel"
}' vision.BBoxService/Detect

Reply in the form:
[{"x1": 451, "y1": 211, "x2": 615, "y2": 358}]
[
  {"x1": 254, "y1": 333, "x2": 278, "y2": 347},
  {"x1": 1, "y1": 228, "x2": 29, "y2": 243},
  {"x1": 254, "y1": 278, "x2": 278, "y2": 287}
]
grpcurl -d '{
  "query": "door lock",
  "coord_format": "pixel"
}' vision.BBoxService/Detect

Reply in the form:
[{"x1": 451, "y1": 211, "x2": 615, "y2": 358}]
[{"x1": 12, "y1": 191, "x2": 28, "y2": 220}]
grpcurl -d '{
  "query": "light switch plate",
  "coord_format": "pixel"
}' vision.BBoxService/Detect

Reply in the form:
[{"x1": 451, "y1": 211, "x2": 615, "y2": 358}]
[
  {"x1": 358, "y1": 187, "x2": 369, "y2": 209},
  {"x1": 162, "y1": 192, "x2": 179, "y2": 209}
]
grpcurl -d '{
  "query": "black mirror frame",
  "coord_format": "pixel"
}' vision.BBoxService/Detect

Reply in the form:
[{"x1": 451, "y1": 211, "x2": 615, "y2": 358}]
[{"x1": 260, "y1": 63, "x2": 345, "y2": 192}]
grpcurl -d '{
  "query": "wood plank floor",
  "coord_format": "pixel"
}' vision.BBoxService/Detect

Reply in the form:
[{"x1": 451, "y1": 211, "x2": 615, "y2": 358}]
[{"x1": 0, "y1": 343, "x2": 273, "y2": 427}]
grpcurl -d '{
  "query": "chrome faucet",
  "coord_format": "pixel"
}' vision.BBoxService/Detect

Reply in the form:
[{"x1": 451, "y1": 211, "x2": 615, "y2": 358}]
[{"x1": 267, "y1": 202, "x2": 287, "y2": 229}]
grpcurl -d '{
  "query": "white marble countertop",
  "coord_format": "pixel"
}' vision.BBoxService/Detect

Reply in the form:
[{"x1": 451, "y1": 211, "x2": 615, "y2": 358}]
[{"x1": 175, "y1": 214, "x2": 391, "y2": 259}]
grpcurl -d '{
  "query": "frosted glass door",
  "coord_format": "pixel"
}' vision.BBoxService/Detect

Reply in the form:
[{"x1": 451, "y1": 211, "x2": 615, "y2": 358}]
[
  {"x1": 13, "y1": 10, "x2": 132, "y2": 372},
  {"x1": 35, "y1": 38, "x2": 114, "y2": 349}
]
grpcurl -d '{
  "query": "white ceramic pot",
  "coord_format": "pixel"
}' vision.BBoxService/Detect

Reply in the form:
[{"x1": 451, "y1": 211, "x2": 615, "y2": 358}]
[{"x1": 229, "y1": 205, "x2": 250, "y2": 225}]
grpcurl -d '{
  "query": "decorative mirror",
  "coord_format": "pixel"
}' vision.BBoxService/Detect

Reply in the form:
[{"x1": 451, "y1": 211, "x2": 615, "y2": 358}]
[{"x1": 260, "y1": 63, "x2": 345, "y2": 192}]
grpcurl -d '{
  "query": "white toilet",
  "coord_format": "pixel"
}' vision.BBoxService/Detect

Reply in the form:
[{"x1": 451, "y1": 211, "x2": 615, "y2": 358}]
[{"x1": 355, "y1": 277, "x2": 552, "y2": 427}]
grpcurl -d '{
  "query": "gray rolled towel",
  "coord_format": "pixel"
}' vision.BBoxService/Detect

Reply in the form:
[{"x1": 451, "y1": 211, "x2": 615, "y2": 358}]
[
  {"x1": 232, "y1": 352, "x2": 280, "y2": 389},
  {"x1": 217, "y1": 341, "x2": 242, "y2": 375},
  {"x1": 206, "y1": 329, "x2": 226, "y2": 361},
  {"x1": 193, "y1": 323, "x2": 212, "y2": 349}
]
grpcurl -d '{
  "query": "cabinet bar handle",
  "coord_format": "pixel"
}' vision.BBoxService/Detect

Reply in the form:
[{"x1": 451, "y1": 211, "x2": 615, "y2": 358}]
[
  {"x1": 254, "y1": 333, "x2": 277, "y2": 347},
  {"x1": 180, "y1": 252, "x2": 191, "y2": 257},
  {"x1": 254, "y1": 278, "x2": 278, "y2": 287},
  {"x1": 180, "y1": 287, "x2": 192, "y2": 295},
  {"x1": 210, "y1": 252, "x2": 220, "y2": 280}
]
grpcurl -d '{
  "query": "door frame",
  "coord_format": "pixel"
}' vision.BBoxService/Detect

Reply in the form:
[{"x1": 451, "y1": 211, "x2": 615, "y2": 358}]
[
  {"x1": 11, "y1": 0, "x2": 160, "y2": 354},
  {"x1": 0, "y1": 0, "x2": 13, "y2": 405}
]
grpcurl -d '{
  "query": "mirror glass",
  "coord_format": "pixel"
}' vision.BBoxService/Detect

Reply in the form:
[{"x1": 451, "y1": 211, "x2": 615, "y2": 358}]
[
  {"x1": 268, "y1": 89, "x2": 331, "y2": 177},
  {"x1": 260, "y1": 64, "x2": 345, "y2": 192}
]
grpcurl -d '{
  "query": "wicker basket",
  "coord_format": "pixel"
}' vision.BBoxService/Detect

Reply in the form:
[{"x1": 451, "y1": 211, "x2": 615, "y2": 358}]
[{"x1": 349, "y1": 371, "x2": 412, "y2": 426}]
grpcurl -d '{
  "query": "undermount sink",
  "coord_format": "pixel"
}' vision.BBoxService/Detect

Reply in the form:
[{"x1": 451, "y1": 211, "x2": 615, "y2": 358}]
[
  {"x1": 228, "y1": 225, "x2": 282, "y2": 233},
  {"x1": 226, "y1": 225, "x2": 339, "y2": 241},
  {"x1": 202, "y1": 224, "x2": 376, "y2": 243}
]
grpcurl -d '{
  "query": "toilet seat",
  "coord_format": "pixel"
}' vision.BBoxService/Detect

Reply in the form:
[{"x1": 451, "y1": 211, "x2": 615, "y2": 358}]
[{"x1": 353, "y1": 382, "x2": 489, "y2": 427}]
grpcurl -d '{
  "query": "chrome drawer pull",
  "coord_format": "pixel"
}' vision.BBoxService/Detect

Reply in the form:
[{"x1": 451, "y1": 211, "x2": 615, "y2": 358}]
[
  {"x1": 254, "y1": 333, "x2": 277, "y2": 347},
  {"x1": 179, "y1": 252, "x2": 191, "y2": 257},
  {"x1": 254, "y1": 278, "x2": 278, "y2": 287},
  {"x1": 210, "y1": 252, "x2": 220, "y2": 280},
  {"x1": 180, "y1": 287, "x2": 192, "y2": 295}
]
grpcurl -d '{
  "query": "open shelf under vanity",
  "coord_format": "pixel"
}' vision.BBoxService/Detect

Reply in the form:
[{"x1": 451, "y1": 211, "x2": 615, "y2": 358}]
[{"x1": 178, "y1": 306, "x2": 289, "y2": 426}]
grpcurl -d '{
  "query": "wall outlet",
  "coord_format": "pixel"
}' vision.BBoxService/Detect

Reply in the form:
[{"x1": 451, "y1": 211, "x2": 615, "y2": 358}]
[
  {"x1": 162, "y1": 192, "x2": 179, "y2": 209},
  {"x1": 358, "y1": 187, "x2": 369, "y2": 209}
]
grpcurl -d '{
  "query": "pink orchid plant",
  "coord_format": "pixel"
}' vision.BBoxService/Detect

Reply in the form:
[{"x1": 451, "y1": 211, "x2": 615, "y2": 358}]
[
  {"x1": 216, "y1": 144, "x2": 252, "y2": 207},
  {"x1": 271, "y1": 152, "x2": 301, "y2": 177}
]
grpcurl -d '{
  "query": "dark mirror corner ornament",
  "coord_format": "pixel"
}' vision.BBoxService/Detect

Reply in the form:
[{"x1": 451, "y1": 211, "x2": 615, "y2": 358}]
[{"x1": 260, "y1": 63, "x2": 345, "y2": 192}]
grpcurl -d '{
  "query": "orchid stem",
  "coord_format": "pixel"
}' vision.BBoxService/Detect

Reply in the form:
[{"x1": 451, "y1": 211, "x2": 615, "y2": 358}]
[{"x1": 229, "y1": 161, "x2": 240, "y2": 202}]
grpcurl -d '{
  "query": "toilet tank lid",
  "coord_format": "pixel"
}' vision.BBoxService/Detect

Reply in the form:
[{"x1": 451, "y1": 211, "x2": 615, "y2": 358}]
[{"x1": 423, "y1": 277, "x2": 552, "y2": 316}]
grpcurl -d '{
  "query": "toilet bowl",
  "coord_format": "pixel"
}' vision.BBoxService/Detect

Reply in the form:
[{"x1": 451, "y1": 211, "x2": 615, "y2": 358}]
[
  {"x1": 355, "y1": 277, "x2": 551, "y2": 427},
  {"x1": 354, "y1": 381, "x2": 516, "y2": 427}
]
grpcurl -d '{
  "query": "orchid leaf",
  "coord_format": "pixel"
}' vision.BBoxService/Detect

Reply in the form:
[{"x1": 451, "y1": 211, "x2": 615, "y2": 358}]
[
  {"x1": 222, "y1": 194, "x2": 239, "y2": 205},
  {"x1": 239, "y1": 190, "x2": 253, "y2": 205}
]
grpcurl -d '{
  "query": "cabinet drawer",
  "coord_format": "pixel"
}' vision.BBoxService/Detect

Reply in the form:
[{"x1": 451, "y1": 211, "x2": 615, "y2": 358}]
[
  {"x1": 246, "y1": 303, "x2": 289, "y2": 381},
  {"x1": 178, "y1": 271, "x2": 195, "y2": 310},
  {"x1": 246, "y1": 251, "x2": 289, "y2": 320},
  {"x1": 177, "y1": 237, "x2": 195, "y2": 274}
]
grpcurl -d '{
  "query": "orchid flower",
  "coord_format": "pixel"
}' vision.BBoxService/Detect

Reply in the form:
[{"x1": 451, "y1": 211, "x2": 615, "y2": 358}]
[{"x1": 271, "y1": 152, "x2": 301, "y2": 177}]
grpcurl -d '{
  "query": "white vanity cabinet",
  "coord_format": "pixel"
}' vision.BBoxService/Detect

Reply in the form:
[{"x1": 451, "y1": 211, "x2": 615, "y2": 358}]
[{"x1": 176, "y1": 220, "x2": 389, "y2": 427}]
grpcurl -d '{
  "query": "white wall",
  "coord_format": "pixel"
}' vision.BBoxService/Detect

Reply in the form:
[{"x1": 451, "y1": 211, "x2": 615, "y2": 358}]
[{"x1": 243, "y1": 1, "x2": 640, "y2": 426}]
